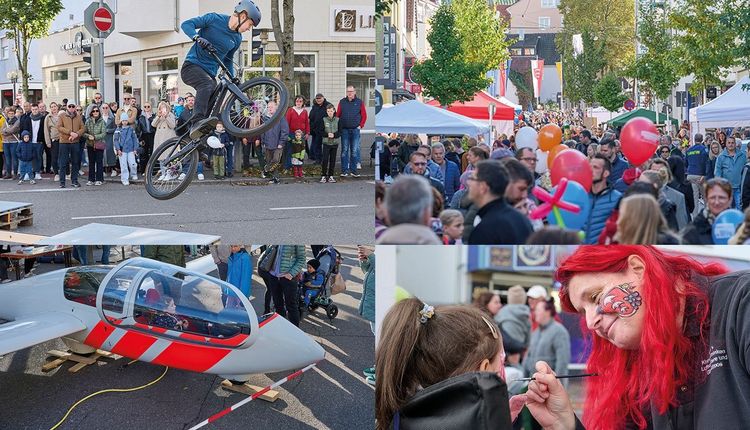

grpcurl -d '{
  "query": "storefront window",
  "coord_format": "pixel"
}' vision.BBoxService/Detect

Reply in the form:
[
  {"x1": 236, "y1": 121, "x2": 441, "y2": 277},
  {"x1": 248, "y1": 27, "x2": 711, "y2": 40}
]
[
  {"x1": 145, "y1": 56, "x2": 179, "y2": 108},
  {"x1": 244, "y1": 53, "x2": 316, "y2": 106},
  {"x1": 78, "y1": 69, "x2": 97, "y2": 107},
  {"x1": 345, "y1": 53, "x2": 376, "y2": 108}
]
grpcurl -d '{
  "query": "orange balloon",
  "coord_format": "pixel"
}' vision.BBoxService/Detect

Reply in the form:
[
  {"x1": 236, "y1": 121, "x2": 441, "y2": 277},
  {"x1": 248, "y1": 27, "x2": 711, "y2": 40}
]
[
  {"x1": 538, "y1": 124, "x2": 563, "y2": 151},
  {"x1": 547, "y1": 144, "x2": 569, "y2": 169}
]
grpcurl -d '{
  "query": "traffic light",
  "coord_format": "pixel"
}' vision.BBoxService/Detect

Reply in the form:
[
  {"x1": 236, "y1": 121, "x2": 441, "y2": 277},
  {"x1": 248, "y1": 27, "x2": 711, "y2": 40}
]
[
  {"x1": 251, "y1": 29, "x2": 264, "y2": 63},
  {"x1": 82, "y1": 45, "x2": 92, "y2": 76}
]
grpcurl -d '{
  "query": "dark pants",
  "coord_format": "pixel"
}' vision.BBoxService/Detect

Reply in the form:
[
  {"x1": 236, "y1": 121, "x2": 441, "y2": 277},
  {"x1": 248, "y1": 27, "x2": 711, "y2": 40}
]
[
  {"x1": 242, "y1": 143, "x2": 252, "y2": 169},
  {"x1": 59, "y1": 143, "x2": 81, "y2": 185},
  {"x1": 311, "y1": 132, "x2": 323, "y2": 162},
  {"x1": 266, "y1": 274, "x2": 300, "y2": 326},
  {"x1": 225, "y1": 144, "x2": 234, "y2": 176},
  {"x1": 217, "y1": 261, "x2": 228, "y2": 281},
  {"x1": 86, "y1": 147, "x2": 104, "y2": 182},
  {"x1": 33, "y1": 142, "x2": 44, "y2": 174},
  {"x1": 50, "y1": 140, "x2": 60, "y2": 174},
  {"x1": 181, "y1": 62, "x2": 217, "y2": 120},
  {"x1": 322, "y1": 144, "x2": 338, "y2": 177},
  {"x1": 139, "y1": 132, "x2": 154, "y2": 174},
  {"x1": 43, "y1": 142, "x2": 53, "y2": 173},
  {"x1": 257, "y1": 268, "x2": 274, "y2": 314},
  {"x1": 79, "y1": 140, "x2": 86, "y2": 166}
]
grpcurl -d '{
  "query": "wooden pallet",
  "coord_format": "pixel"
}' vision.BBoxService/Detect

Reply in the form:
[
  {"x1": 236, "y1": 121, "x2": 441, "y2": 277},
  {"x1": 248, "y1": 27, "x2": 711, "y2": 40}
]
[
  {"x1": 220, "y1": 379, "x2": 279, "y2": 402},
  {"x1": 42, "y1": 349, "x2": 121, "y2": 373},
  {"x1": 0, "y1": 205, "x2": 33, "y2": 231}
]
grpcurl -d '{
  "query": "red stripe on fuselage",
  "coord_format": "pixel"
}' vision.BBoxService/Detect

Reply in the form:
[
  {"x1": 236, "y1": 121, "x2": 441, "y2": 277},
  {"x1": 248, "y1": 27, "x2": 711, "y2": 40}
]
[
  {"x1": 258, "y1": 313, "x2": 278, "y2": 328},
  {"x1": 83, "y1": 321, "x2": 115, "y2": 349},
  {"x1": 110, "y1": 330, "x2": 158, "y2": 359},
  {"x1": 151, "y1": 341, "x2": 232, "y2": 373}
]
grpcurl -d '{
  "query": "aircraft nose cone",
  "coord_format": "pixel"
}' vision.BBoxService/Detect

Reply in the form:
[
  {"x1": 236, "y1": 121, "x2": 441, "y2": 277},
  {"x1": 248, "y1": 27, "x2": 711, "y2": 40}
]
[{"x1": 247, "y1": 314, "x2": 326, "y2": 373}]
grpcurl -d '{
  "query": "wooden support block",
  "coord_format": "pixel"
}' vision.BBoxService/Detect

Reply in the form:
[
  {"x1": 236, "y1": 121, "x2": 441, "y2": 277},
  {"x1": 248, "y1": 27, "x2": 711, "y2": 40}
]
[
  {"x1": 43, "y1": 349, "x2": 121, "y2": 373},
  {"x1": 220, "y1": 379, "x2": 279, "y2": 402},
  {"x1": 41, "y1": 358, "x2": 67, "y2": 372}
]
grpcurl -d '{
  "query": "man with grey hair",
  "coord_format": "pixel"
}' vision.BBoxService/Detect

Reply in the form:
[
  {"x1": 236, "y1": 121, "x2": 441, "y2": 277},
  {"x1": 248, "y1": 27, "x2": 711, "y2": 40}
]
[
  {"x1": 403, "y1": 143, "x2": 443, "y2": 182},
  {"x1": 431, "y1": 141, "x2": 460, "y2": 202},
  {"x1": 686, "y1": 132, "x2": 708, "y2": 214},
  {"x1": 376, "y1": 175, "x2": 441, "y2": 244}
]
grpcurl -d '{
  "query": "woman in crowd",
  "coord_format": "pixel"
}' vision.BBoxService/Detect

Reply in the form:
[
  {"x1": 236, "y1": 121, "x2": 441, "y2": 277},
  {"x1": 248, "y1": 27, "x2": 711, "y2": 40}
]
[
  {"x1": 615, "y1": 194, "x2": 680, "y2": 244},
  {"x1": 657, "y1": 145, "x2": 672, "y2": 161},
  {"x1": 586, "y1": 143, "x2": 599, "y2": 160},
  {"x1": 100, "y1": 103, "x2": 117, "y2": 177},
  {"x1": 681, "y1": 177, "x2": 733, "y2": 244},
  {"x1": 638, "y1": 170, "x2": 679, "y2": 231},
  {"x1": 83, "y1": 106, "x2": 106, "y2": 186},
  {"x1": 648, "y1": 159, "x2": 689, "y2": 230},
  {"x1": 717, "y1": 130, "x2": 727, "y2": 149},
  {"x1": 1, "y1": 107, "x2": 21, "y2": 179},
  {"x1": 525, "y1": 246, "x2": 750, "y2": 430},
  {"x1": 705, "y1": 140, "x2": 721, "y2": 180},
  {"x1": 43, "y1": 102, "x2": 61, "y2": 180},
  {"x1": 285, "y1": 95, "x2": 309, "y2": 170},
  {"x1": 152, "y1": 101, "x2": 177, "y2": 155}
]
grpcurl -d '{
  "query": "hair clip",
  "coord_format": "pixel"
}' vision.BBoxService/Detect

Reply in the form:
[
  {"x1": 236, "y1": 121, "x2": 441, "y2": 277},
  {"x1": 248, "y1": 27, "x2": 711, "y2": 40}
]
[
  {"x1": 481, "y1": 316, "x2": 499, "y2": 339},
  {"x1": 418, "y1": 304, "x2": 434, "y2": 324}
]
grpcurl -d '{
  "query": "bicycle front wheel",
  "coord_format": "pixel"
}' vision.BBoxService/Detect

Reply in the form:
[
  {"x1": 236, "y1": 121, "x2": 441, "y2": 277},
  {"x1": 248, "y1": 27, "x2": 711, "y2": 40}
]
[
  {"x1": 221, "y1": 77, "x2": 289, "y2": 138},
  {"x1": 144, "y1": 136, "x2": 199, "y2": 200}
]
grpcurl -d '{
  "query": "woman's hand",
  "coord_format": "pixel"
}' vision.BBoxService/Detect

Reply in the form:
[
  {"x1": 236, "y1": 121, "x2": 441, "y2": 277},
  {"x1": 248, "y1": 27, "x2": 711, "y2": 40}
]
[{"x1": 524, "y1": 361, "x2": 576, "y2": 430}]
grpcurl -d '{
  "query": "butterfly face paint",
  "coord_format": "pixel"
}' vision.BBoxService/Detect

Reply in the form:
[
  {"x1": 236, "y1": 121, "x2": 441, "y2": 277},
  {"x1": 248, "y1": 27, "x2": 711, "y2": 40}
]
[{"x1": 596, "y1": 282, "x2": 642, "y2": 318}]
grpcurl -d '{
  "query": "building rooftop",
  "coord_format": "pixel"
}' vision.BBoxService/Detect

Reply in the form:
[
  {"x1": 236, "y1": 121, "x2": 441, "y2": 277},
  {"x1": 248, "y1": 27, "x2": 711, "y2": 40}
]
[{"x1": 509, "y1": 32, "x2": 560, "y2": 65}]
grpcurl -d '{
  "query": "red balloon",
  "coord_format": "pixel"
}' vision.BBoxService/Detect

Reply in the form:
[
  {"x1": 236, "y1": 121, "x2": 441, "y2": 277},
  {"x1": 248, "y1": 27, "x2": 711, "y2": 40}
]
[
  {"x1": 620, "y1": 117, "x2": 659, "y2": 166},
  {"x1": 551, "y1": 149, "x2": 593, "y2": 192},
  {"x1": 547, "y1": 144, "x2": 569, "y2": 169}
]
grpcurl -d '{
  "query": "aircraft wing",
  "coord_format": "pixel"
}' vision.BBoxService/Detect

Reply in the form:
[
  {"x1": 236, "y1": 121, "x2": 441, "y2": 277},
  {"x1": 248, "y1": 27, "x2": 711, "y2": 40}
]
[{"x1": 0, "y1": 312, "x2": 86, "y2": 356}]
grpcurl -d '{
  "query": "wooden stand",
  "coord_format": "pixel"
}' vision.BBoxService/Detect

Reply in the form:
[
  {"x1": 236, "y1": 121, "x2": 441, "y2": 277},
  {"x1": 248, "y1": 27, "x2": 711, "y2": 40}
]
[
  {"x1": 42, "y1": 349, "x2": 121, "y2": 373},
  {"x1": 0, "y1": 204, "x2": 33, "y2": 231},
  {"x1": 220, "y1": 379, "x2": 279, "y2": 402}
]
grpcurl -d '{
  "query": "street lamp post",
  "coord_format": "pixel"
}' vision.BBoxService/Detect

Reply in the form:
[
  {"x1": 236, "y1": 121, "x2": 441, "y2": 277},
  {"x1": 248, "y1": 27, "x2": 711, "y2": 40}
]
[
  {"x1": 6, "y1": 70, "x2": 18, "y2": 107},
  {"x1": 259, "y1": 29, "x2": 269, "y2": 77}
]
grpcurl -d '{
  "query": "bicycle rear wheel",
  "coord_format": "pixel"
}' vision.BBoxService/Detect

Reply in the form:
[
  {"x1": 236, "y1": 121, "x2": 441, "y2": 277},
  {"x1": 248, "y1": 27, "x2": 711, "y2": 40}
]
[
  {"x1": 221, "y1": 77, "x2": 289, "y2": 138},
  {"x1": 144, "y1": 136, "x2": 199, "y2": 200}
]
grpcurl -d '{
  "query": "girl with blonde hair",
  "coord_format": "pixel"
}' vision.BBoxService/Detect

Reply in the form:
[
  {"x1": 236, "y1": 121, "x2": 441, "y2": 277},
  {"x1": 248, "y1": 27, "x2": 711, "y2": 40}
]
[{"x1": 615, "y1": 194, "x2": 680, "y2": 244}]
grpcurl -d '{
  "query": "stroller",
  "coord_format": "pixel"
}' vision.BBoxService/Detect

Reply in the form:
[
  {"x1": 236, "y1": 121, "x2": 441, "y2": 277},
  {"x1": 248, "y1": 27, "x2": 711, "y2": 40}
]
[{"x1": 298, "y1": 246, "x2": 340, "y2": 321}]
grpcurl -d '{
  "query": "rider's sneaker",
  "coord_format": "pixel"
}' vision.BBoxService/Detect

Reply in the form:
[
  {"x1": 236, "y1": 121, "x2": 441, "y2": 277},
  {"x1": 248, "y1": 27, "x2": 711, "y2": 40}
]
[{"x1": 189, "y1": 116, "x2": 219, "y2": 140}]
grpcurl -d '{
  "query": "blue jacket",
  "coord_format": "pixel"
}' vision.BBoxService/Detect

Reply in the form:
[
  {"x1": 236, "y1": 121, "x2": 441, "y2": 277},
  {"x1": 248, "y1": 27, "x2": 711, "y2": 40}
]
[
  {"x1": 181, "y1": 13, "x2": 242, "y2": 78},
  {"x1": 336, "y1": 96, "x2": 367, "y2": 129},
  {"x1": 15, "y1": 139, "x2": 35, "y2": 162},
  {"x1": 685, "y1": 144, "x2": 708, "y2": 176},
  {"x1": 261, "y1": 117, "x2": 289, "y2": 150},
  {"x1": 609, "y1": 155, "x2": 628, "y2": 185},
  {"x1": 440, "y1": 159, "x2": 461, "y2": 203},
  {"x1": 227, "y1": 249, "x2": 252, "y2": 298},
  {"x1": 714, "y1": 149, "x2": 747, "y2": 188},
  {"x1": 114, "y1": 125, "x2": 139, "y2": 153},
  {"x1": 583, "y1": 186, "x2": 621, "y2": 244}
]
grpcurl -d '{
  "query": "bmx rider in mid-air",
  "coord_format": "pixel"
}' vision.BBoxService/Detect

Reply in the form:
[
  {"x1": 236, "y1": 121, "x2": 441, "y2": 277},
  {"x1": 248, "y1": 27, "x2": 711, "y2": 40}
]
[{"x1": 179, "y1": 0, "x2": 261, "y2": 140}]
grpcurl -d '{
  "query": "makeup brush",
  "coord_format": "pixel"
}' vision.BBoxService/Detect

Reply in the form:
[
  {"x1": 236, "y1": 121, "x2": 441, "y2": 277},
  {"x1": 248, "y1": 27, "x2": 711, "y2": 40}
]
[{"x1": 515, "y1": 372, "x2": 599, "y2": 382}]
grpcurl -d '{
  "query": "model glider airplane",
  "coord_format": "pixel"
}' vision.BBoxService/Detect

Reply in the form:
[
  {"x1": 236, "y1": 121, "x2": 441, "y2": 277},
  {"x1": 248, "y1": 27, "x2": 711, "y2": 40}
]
[{"x1": 0, "y1": 256, "x2": 325, "y2": 381}]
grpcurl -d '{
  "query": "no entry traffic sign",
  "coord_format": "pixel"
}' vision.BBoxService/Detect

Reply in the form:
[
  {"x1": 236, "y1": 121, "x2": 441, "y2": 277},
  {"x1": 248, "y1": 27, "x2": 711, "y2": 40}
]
[{"x1": 93, "y1": 7, "x2": 113, "y2": 32}]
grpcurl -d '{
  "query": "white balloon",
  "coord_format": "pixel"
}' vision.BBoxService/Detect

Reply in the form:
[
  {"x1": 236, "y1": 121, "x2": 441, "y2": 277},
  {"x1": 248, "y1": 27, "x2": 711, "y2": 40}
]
[
  {"x1": 535, "y1": 149, "x2": 548, "y2": 174},
  {"x1": 515, "y1": 126, "x2": 538, "y2": 150}
]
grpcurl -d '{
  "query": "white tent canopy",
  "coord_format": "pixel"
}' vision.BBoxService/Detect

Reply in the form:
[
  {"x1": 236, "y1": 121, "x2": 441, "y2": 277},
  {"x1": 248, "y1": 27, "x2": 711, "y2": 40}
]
[
  {"x1": 690, "y1": 76, "x2": 750, "y2": 136},
  {"x1": 376, "y1": 100, "x2": 490, "y2": 135}
]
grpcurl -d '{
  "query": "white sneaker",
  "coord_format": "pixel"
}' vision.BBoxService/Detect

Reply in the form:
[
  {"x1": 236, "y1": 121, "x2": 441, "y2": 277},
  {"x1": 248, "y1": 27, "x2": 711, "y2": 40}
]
[
  {"x1": 122, "y1": 181, "x2": 129, "y2": 186},
  {"x1": 328, "y1": 176, "x2": 336, "y2": 183},
  {"x1": 320, "y1": 176, "x2": 327, "y2": 183},
  {"x1": 78, "y1": 170, "x2": 84, "y2": 176},
  {"x1": 357, "y1": 163, "x2": 362, "y2": 170},
  {"x1": 30, "y1": 179, "x2": 36, "y2": 185},
  {"x1": 34, "y1": 173, "x2": 41, "y2": 180},
  {"x1": 111, "y1": 170, "x2": 118, "y2": 177},
  {"x1": 86, "y1": 181, "x2": 94, "y2": 186},
  {"x1": 23, "y1": 173, "x2": 29, "y2": 181},
  {"x1": 341, "y1": 172, "x2": 349, "y2": 177},
  {"x1": 197, "y1": 173, "x2": 205, "y2": 181},
  {"x1": 131, "y1": 175, "x2": 138, "y2": 181},
  {"x1": 178, "y1": 173, "x2": 186, "y2": 181},
  {"x1": 54, "y1": 174, "x2": 59, "y2": 181},
  {"x1": 94, "y1": 181, "x2": 102, "y2": 186}
]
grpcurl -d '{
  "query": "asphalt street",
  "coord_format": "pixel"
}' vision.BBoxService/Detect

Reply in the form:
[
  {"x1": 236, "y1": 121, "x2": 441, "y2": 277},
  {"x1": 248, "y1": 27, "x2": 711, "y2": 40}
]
[
  {"x1": 0, "y1": 246, "x2": 375, "y2": 430},
  {"x1": 0, "y1": 175, "x2": 374, "y2": 243}
]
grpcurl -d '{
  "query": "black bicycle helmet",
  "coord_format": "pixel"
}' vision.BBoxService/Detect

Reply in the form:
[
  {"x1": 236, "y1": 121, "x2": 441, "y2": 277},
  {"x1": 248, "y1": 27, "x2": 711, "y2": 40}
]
[{"x1": 234, "y1": 0, "x2": 262, "y2": 26}]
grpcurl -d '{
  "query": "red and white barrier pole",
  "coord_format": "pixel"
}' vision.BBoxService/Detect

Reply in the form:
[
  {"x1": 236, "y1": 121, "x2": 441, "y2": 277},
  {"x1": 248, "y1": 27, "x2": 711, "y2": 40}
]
[{"x1": 188, "y1": 362, "x2": 318, "y2": 430}]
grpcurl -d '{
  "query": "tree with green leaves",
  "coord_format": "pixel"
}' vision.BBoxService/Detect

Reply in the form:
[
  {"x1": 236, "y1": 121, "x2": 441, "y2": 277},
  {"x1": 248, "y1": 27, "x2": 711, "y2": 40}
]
[
  {"x1": 411, "y1": 4, "x2": 489, "y2": 105},
  {"x1": 670, "y1": 0, "x2": 737, "y2": 97},
  {"x1": 558, "y1": 30, "x2": 605, "y2": 105},
  {"x1": 452, "y1": 0, "x2": 511, "y2": 73},
  {"x1": 0, "y1": 0, "x2": 63, "y2": 100},
  {"x1": 625, "y1": 2, "x2": 680, "y2": 101},
  {"x1": 594, "y1": 73, "x2": 627, "y2": 112},
  {"x1": 376, "y1": 0, "x2": 397, "y2": 19}
]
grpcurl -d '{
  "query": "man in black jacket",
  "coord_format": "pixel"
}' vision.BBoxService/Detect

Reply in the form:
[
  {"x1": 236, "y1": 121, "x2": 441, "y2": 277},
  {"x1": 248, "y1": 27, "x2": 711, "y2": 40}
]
[
  {"x1": 467, "y1": 159, "x2": 533, "y2": 244},
  {"x1": 308, "y1": 93, "x2": 328, "y2": 164}
]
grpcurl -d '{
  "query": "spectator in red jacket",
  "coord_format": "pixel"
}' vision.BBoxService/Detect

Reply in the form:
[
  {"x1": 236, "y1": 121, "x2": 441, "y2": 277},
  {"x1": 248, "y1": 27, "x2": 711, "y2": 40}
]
[{"x1": 284, "y1": 95, "x2": 309, "y2": 169}]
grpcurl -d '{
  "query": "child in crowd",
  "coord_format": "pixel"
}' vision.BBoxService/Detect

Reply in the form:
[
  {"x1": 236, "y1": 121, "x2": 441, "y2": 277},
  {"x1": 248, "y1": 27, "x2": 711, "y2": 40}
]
[
  {"x1": 376, "y1": 296, "x2": 532, "y2": 430},
  {"x1": 321, "y1": 104, "x2": 340, "y2": 183},
  {"x1": 301, "y1": 258, "x2": 325, "y2": 307},
  {"x1": 439, "y1": 209, "x2": 464, "y2": 244},
  {"x1": 290, "y1": 129, "x2": 306, "y2": 180},
  {"x1": 208, "y1": 136, "x2": 226, "y2": 180},
  {"x1": 215, "y1": 122, "x2": 234, "y2": 178},
  {"x1": 16, "y1": 130, "x2": 36, "y2": 184},
  {"x1": 113, "y1": 112, "x2": 139, "y2": 185}
]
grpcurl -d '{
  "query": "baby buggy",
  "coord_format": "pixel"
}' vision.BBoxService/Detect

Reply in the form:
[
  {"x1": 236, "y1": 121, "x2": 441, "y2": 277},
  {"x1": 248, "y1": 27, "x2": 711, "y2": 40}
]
[{"x1": 298, "y1": 246, "x2": 341, "y2": 321}]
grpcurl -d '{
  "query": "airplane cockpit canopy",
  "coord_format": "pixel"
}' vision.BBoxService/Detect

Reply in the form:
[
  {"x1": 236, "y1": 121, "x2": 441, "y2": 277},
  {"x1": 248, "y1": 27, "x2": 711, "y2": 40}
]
[{"x1": 96, "y1": 258, "x2": 257, "y2": 348}]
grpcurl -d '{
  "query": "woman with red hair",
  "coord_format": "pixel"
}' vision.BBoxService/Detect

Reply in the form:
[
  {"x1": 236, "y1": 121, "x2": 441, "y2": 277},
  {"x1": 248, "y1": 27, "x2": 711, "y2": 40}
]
[{"x1": 522, "y1": 246, "x2": 750, "y2": 429}]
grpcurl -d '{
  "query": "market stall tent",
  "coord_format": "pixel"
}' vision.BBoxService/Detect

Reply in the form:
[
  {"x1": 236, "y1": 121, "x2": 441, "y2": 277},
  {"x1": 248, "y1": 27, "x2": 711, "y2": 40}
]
[
  {"x1": 426, "y1": 91, "x2": 516, "y2": 137},
  {"x1": 690, "y1": 76, "x2": 750, "y2": 136},
  {"x1": 607, "y1": 108, "x2": 679, "y2": 128},
  {"x1": 375, "y1": 100, "x2": 490, "y2": 135}
]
